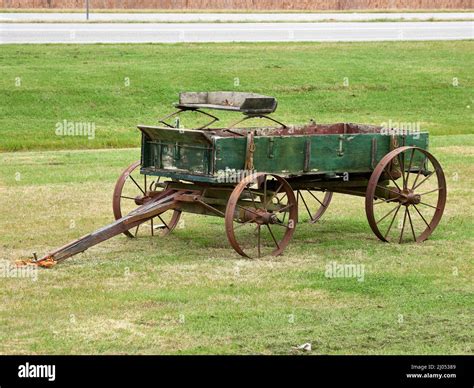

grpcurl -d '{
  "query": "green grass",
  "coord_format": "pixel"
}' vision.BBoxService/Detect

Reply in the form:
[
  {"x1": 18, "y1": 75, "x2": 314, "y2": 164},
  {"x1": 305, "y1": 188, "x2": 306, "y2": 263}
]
[
  {"x1": 0, "y1": 135, "x2": 472, "y2": 354},
  {"x1": 1, "y1": 41, "x2": 473, "y2": 152}
]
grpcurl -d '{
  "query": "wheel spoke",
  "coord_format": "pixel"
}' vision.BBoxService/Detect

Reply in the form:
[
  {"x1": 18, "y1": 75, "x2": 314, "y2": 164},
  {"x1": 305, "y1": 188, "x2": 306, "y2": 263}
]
[
  {"x1": 384, "y1": 166, "x2": 402, "y2": 192},
  {"x1": 419, "y1": 202, "x2": 439, "y2": 210},
  {"x1": 236, "y1": 204, "x2": 261, "y2": 217},
  {"x1": 306, "y1": 190, "x2": 324, "y2": 206},
  {"x1": 413, "y1": 171, "x2": 435, "y2": 191},
  {"x1": 299, "y1": 191, "x2": 314, "y2": 221},
  {"x1": 157, "y1": 214, "x2": 169, "y2": 230},
  {"x1": 272, "y1": 222, "x2": 289, "y2": 229},
  {"x1": 277, "y1": 192, "x2": 288, "y2": 204},
  {"x1": 410, "y1": 155, "x2": 427, "y2": 190},
  {"x1": 384, "y1": 204, "x2": 402, "y2": 239},
  {"x1": 406, "y1": 207, "x2": 417, "y2": 242},
  {"x1": 129, "y1": 175, "x2": 146, "y2": 195},
  {"x1": 376, "y1": 203, "x2": 400, "y2": 225},
  {"x1": 398, "y1": 153, "x2": 407, "y2": 189},
  {"x1": 233, "y1": 218, "x2": 254, "y2": 230},
  {"x1": 418, "y1": 187, "x2": 443, "y2": 196},
  {"x1": 374, "y1": 197, "x2": 400, "y2": 205},
  {"x1": 376, "y1": 185, "x2": 401, "y2": 197},
  {"x1": 413, "y1": 204, "x2": 431, "y2": 230},
  {"x1": 277, "y1": 203, "x2": 294, "y2": 213},
  {"x1": 246, "y1": 186, "x2": 260, "y2": 210},
  {"x1": 266, "y1": 225, "x2": 280, "y2": 249},
  {"x1": 398, "y1": 207, "x2": 408, "y2": 243},
  {"x1": 120, "y1": 195, "x2": 136, "y2": 201},
  {"x1": 266, "y1": 183, "x2": 284, "y2": 207},
  {"x1": 405, "y1": 148, "x2": 415, "y2": 185}
]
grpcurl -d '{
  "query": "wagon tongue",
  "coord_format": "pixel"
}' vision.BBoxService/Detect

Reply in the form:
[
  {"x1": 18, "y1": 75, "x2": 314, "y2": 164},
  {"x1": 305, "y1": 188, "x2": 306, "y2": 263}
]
[{"x1": 15, "y1": 188, "x2": 186, "y2": 268}]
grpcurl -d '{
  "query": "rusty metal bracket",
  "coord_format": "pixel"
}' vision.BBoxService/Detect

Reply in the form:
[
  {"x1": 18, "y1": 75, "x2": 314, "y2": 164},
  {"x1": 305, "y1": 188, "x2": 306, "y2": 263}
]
[
  {"x1": 157, "y1": 108, "x2": 220, "y2": 130},
  {"x1": 390, "y1": 135, "x2": 399, "y2": 151},
  {"x1": 337, "y1": 134, "x2": 355, "y2": 157},
  {"x1": 226, "y1": 114, "x2": 287, "y2": 133},
  {"x1": 244, "y1": 132, "x2": 255, "y2": 170},
  {"x1": 268, "y1": 137, "x2": 275, "y2": 159},
  {"x1": 158, "y1": 108, "x2": 184, "y2": 128}
]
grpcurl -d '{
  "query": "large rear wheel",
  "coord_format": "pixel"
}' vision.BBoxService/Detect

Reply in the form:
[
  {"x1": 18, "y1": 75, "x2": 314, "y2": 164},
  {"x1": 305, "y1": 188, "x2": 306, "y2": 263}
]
[{"x1": 366, "y1": 147, "x2": 446, "y2": 243}]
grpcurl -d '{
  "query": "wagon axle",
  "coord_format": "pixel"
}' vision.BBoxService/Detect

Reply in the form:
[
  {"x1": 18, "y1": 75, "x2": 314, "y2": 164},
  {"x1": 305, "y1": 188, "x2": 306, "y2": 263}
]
[{"x1": 238, "y1": 208, "x2": 280, "y2": 225}]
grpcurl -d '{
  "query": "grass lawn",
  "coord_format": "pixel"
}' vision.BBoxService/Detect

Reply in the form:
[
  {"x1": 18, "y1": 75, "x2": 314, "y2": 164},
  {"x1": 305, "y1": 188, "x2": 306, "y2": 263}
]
[
  {"x1": 0, "y1": 41, "x2": 472, "y2": 151},
  {"x1": 0, "y1": 41, "x2": 472, "y2": 354},
  {"x1": 0, "y1": 135, "x2": 472, "y2": 354}
]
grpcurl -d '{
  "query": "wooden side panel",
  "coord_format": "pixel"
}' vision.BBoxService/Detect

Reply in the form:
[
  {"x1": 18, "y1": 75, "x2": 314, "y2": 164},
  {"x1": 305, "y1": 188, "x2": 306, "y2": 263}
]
[
  {"x1": 140, "y1": 126, "x2": 213, "y2": 176},
  {"x1": 214, "y1": 136, "x2": 247, "y2": 173},
  {"x1": 215, "y1": 133, "x2": 429, "y2": 176}
]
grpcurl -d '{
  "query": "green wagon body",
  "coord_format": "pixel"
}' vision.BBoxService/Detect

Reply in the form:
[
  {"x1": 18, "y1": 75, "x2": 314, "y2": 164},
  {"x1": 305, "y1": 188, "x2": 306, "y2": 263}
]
[{"x1": 139, "y1": 123, "x2": 428, "y2": 183}]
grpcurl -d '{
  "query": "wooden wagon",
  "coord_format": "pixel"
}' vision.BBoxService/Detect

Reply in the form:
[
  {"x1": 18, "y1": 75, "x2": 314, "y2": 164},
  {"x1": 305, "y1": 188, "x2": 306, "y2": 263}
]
[{"x1": 24, "y1": 92, "x2": 447, "y2": 266}]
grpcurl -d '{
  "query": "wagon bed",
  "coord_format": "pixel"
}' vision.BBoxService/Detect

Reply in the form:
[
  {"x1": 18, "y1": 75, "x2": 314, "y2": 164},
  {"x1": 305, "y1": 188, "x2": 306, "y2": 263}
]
[{"x1": 138, "y1": 122, "x2": 429, "y2": 183}]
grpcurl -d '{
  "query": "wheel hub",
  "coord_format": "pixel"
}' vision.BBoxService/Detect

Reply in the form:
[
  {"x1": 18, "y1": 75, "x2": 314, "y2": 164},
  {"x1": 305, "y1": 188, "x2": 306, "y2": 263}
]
[
  {"x1": 241, "y1": 208, "x2": 278, "y2": 225},
  {"x1": 399, "y1": 189, "x2": 421, "y2": 206}
]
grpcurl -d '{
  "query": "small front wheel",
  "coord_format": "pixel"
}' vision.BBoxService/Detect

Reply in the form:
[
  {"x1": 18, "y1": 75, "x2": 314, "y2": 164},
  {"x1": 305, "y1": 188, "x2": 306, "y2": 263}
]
[
  {"x1": 296, "y1": 190, "x2": 332, "y2": 223},
  {"x1": 113, "y1": 161, "x2": 182, "y2": 238}
]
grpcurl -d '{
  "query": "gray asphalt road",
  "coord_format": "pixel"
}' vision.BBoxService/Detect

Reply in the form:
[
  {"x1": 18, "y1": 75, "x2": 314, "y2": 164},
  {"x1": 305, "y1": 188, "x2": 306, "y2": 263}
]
[
  {"x1": 1, "y1": 21, "x2": 472, "y2": 44},
  {"x1": 1, "y1": 12, "x2": 473, "y2": 22}
]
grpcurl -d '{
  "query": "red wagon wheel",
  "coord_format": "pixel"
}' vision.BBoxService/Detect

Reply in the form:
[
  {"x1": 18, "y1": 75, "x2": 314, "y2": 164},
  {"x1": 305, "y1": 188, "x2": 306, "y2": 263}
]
[
  {"x1": 366, "y1": 146, "x2": 446, "y2": 243},
  {"x1": 225, "y1": 173, "x2": 298, "y2": 258},
  {"x1": 113, "y1": 161, "x2": 181, "y2": 238},
  {"x1": 296, "y1": 190, "x2": 332, "y2": 223}
]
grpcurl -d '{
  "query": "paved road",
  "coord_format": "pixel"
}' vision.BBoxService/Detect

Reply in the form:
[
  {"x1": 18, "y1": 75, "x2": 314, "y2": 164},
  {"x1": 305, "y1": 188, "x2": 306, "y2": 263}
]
[
  {"x1": 1, "y1": 12, "x2": 473, "y2": 22},
  {"x1": 1, "y1": 22, "x2": 472, "y2": 44}
]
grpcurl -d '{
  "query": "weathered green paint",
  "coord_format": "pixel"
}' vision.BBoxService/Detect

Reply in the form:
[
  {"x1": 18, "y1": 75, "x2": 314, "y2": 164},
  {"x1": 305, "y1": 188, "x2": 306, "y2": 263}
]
[
  {"x1": 214, "y1": 133, "x2": 428, "y2": 176},
  {"x1": 139, "y1": 125, "x2": 429, "y2": 184},
  {"x1": 140, "y1": 126, "x2": 213, "y2": 177}
]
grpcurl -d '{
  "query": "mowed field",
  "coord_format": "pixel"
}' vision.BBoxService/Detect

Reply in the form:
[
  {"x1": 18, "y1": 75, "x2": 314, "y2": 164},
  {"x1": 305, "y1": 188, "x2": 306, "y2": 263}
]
[
  {"x1": 0, "y1": 41, "x2": 473, "y2": 354},
  {"x1": 0, "y1": 41, "x2": 472, "y2": 151}
]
